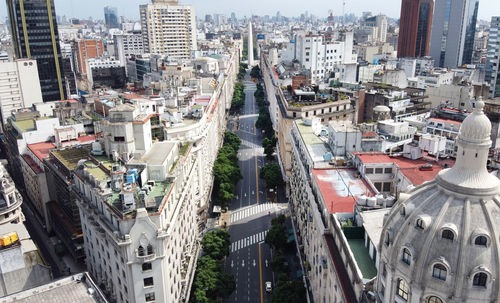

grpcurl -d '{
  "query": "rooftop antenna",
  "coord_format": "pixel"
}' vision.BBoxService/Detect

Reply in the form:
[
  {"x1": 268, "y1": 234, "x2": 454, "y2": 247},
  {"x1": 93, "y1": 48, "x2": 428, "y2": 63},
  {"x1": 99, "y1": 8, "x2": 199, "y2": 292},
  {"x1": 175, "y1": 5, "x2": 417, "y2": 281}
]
[{"x1": 342, "y1": 0, "x2": 346, "y2": 27}]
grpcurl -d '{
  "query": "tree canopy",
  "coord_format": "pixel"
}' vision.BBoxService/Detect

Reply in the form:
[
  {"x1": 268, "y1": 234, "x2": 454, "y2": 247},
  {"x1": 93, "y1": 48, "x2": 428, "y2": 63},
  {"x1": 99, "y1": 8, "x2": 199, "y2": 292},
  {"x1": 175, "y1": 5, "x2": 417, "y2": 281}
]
[{"x1": 260, "y1": 163, "x2": 284, "y2": 189}]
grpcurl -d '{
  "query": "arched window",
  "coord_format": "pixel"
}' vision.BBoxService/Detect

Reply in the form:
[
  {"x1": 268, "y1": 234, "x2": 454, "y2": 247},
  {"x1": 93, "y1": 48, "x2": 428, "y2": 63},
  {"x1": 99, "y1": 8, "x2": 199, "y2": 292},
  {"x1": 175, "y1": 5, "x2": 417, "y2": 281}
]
[
  {"x1": 432, "y1": 264, "x2": 447, "y2": 281},
  {"x1": 147, "y1": 244, "x2": 154, "y2": 255},
  {"x1": 402, "y1": 248, "x2": 411, "y2": 265},
  {"x1": 416, "y1": 219, "x2": 424, "y2": 229},
  {"x1": 400, "y1": 207, "x2": 406, "y2": 216},
  {"x1": 442, "y1": 229, "x2": 454, "y2": 241},
  {"x1": 474, "y1": 236, "x2": 487, "y2": 246},
  {"x1": 396, "y1": 279, "x2": 409, "y2": 301},
  {"x1": 473, "y1": 272, "x2": 488, "y2": 287},
  {"x1": 426, "y1": 296, "x2": 444, "y2": 303},
  {"x1": 138, "y1": 245, "x2": 145, "y2": 256}
]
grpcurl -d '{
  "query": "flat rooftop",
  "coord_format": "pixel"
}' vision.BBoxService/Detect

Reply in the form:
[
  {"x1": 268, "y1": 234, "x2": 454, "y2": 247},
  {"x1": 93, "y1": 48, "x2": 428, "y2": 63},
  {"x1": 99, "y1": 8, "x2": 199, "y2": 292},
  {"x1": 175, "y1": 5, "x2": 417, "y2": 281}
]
[
  {"x1": 359, "y1": 208, "x2": 390, "y2": 250},
  {"x1": 28, "y1": 142, "x2": 56, "y2": 161},
  {"x1": 354, "y1": 152, "x2": 455, "y2": 186},
  {"x1": 296, "y1": 120, "x2": 330, "y2": 163},
  {"x1": 0, "y1": 273, "x2": 108, "y2": 303},
  {"x1": 11, "y1": 116, "x2": 52, "y2": 133},
  {"x1": 140, "y1": 141, "x2": 176, "y2": 166},
  {"x1": 312, "y1": 168, "x2": 375, "y2": 214},
  {"x1": 51, "y1": 146, "x2": 92, "y2": 171}
]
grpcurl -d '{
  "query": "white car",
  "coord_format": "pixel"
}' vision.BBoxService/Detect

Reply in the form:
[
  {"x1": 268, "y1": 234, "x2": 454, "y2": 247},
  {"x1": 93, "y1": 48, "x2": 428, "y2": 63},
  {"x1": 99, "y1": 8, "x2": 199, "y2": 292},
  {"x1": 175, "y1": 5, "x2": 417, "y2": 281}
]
[{"x1": 265, "y1": 281, "x2": 272, "y2": 293}]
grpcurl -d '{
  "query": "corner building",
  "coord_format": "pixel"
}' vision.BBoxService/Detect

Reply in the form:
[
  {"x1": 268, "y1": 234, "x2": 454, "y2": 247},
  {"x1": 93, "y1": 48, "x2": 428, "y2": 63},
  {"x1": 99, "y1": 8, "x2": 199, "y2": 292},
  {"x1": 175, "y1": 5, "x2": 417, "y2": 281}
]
[{"x1": 377, "y1": 100, "x2": 500, "y2": 303}]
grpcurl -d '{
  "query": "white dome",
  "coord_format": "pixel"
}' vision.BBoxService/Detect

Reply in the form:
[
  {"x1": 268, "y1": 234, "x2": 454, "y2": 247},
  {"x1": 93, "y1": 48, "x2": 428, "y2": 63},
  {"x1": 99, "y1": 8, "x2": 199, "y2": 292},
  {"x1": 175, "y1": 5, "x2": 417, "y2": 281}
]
[
  {"x1": 459, "y1": 101, "x2": 491, "y2": 144},
  {"x1": 375, "y1": 99, "x2": 500, "y2": 303},
  {"x1": 374, "y1": 105, "x2": 391, "y2": 112}
]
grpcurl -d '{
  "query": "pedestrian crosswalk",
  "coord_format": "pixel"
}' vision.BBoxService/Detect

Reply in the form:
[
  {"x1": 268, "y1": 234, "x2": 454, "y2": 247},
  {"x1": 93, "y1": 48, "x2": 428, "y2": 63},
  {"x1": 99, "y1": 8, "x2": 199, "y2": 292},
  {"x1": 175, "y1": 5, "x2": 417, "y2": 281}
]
[
  {"x1": 230, "y1": 202, "x2": 276, "y2": 223},
  {"x1": 231, "y1": 230, "x2": 268, "y2": 252}
]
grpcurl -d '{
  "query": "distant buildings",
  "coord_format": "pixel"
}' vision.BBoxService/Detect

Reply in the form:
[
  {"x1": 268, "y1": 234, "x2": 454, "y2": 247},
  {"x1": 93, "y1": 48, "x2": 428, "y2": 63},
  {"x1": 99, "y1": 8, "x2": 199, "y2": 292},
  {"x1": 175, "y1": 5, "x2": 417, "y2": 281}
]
[
  {"x1": 397, "y1": 0, "x2": 434, "y2": 58},
  {"x1": 114, "y1": 32, "x2": 144, "y2": 68},
  {"x1": 363, "y1": 15, "x2": 388, "y2": 43},
  {"x1": 486, "y1": 17, "x2": 500, "y2": 98},
  {"x1": 74, "y1": 40, "x2": 106, "y2": 76},
  {"x1": 6, "y1": 0, "x2": 67, "y2": 101},
  {"x1": 140, "y1": 0, "x2": 197, "y2": 59},
  {"x1": 429, "y1": 0, "x2": 479, "y2": 67},
  {"x1": 104, "y1": 6, "x2": 120, "y2": 29}
]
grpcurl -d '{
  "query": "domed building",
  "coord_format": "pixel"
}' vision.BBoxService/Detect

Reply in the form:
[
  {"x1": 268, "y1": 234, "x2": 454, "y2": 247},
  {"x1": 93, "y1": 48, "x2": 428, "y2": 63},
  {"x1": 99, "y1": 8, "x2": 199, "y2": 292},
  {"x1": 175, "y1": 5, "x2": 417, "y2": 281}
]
[{"x1": 376, "y1": 100, "x2": 500, "y2": 303}]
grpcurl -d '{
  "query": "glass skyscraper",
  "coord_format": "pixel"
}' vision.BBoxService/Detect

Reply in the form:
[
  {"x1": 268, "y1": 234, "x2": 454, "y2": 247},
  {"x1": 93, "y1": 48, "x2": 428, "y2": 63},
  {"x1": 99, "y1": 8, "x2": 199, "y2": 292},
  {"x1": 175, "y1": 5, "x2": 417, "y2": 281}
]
[
  {"x1": 6, "y1": 0, "x2": 66, "y2": 101},
  {"x1": 486, "y1": 17, "x2": 500, "y2": 98},
  {"x1": 429, "y1": 0, "x2": 479, "y2": 68},
  {"x1": 104, "y1": 6, "x2": 119, "y2": 29}
]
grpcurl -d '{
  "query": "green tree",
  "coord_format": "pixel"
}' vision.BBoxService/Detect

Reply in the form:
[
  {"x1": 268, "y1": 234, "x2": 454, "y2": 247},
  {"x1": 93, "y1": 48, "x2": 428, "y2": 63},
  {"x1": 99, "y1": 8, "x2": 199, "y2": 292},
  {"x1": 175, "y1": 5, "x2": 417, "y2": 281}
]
[
  {"x1": 262, "y1": 136, "x2": 278, "y2": 160},
  {"x1": 270, "y1": 255, "x2": 289, "y2": 274},
  {"x1": 201, "y1": 230, "x2": 231, "y2": 260},
  {"x1": 250, "y1": 65, "x2": 261, "y2": 79},
  {"x1": 265, "y1": 223, "x2": 287, "y2": 251},
  {"x1": 270, "y1": 279, "x2": 307, "y2": 303},
  {"x1": 216, "y1": 273, "x2": 236, "y2": 298},
  {"x1": 224, "y1": 131, "x2": 242, "y2": 152},
  {"x1": 271, "y1": 214, "x2": 286, "y2": 226},
  {"x1": 260, "y1": 163, "x2": 284, "y2": 189}
]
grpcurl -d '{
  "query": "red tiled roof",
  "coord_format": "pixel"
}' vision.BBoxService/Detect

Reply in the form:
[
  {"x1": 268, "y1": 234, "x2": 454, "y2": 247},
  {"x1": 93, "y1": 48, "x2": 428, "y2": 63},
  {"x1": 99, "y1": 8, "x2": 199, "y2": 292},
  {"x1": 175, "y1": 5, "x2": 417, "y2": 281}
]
[
  {"x1": 77, "y1": 134, "x2": 96, "y2": 143},
  {"x1": 312, "y1": 168, "x2": 375, "y2": 214},
  {"x1": 28, "y1": 142, "x2": 56, "y2": 161},
  {"x1": 354, "y1": 152, "x2": 456, "y2": 186},
  {"x1": 428, "y1": 117, "x2": 462, "y2": 125},
  {"x1": 123, "y1": 93, "x2": 143, "y2": 100},
  {"x1": 362, "y1": 131, "x2": 377, "y2": 138}
]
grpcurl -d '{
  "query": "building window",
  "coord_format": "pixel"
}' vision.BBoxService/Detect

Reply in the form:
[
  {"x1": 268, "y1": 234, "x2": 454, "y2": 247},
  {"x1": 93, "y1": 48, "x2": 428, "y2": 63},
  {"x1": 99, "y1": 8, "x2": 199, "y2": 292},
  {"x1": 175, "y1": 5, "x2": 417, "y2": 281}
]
[
  {"x1": 382, "y1": 263, "x2": 387, "y2": 277},
  {"x1": 475, "y1": 236, "x2": 488, "y2": 246},
  {"x1": 384, "y1": 167, "x2": 392, "y2": 174},
  {"x1": 473, "y1": 272, "x2": 488, "y2": 287},
  {"x1": 142, "y1": 262, "x2": 152, "y2": 271},
  {"x1": 138, "y1": 246, "x2": 145, "y2": 256},
  {"x1": 147, "y1": 244, "x2": 154, "y2": 255},
  {"x1": 365, "y1": 168, "x2": 374, "y2": 174},
  {"x1": 375, "y1": 168, "x2": 383, "y2": 174},
  {"x1": 144, "y1": 277, "x2": 154, "y2": 287},
  {"x1": 145, "y1": 292, "x2": 155, "y2": 302},
  {"x1": 432, "y1": 264, "x2": 447, "y2": 281},
  {"x1": 402, "y1": 248, "x2": 411, "y2": 265},
  {"x1": 396, "y1": 279, "x2": 409, "y2": 301},
  {"x1": 416, "y1": 219, "x2": 424, "y2": 230},
  {"x1": 442, "y1": 229, "x2": 454, "y2": 241},
  {"x1": 383, "y1": 182, "x2": 391, "y2": 192},
  {"x1": 426, "y1": 296, "x2": 444, "y2": 303}
]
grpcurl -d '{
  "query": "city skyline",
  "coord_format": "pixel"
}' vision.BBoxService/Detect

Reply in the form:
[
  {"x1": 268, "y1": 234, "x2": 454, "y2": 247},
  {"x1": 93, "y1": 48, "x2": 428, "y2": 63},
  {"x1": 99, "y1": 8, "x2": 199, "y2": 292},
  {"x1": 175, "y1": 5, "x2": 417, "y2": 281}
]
[{"x1": 1, "y1": 0, "x2": 499, "y2": 21}]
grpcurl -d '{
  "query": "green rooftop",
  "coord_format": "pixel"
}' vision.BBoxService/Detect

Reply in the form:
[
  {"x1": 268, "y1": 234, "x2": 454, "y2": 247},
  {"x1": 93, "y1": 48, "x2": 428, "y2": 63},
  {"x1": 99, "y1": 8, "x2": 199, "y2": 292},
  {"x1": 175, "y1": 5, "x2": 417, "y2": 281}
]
[
  {"x1": 92, "y1": 155, "x2": 114, "y2": 171},
  {"x1": 12, "y1": 116, "x2": 52, "y2": 133},
  {"x1": 84, "y1": 161, "x2": 108, "y2": 181},
  {"x1": 347, "y1": 239, "x2": 377, "y2": 280},
  {"x1": 296, "y1": 120, "x2": 324, "y2": 145},
  {"x1": 52, "y1": 146, "x2": 92, "y2": 170}
]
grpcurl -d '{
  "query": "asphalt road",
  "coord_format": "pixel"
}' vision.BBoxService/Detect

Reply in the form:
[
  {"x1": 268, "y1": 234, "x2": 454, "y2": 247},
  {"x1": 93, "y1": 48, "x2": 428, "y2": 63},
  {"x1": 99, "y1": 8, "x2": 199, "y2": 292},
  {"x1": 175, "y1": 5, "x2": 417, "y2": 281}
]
[{"x1": 224, "y1": 72, "x2": 283, "y2": 303}]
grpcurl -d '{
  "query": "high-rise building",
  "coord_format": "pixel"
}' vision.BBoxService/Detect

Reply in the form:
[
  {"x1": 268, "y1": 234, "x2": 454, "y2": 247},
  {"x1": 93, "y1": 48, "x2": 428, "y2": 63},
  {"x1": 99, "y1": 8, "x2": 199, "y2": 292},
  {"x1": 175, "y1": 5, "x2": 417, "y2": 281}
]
[
  {"x1": 397, "y1": 0, "x2": 434, "y2": 58},
  {"x1": 114, "y1": 32, "x2": 144, "y2": 68},
  {"x1": 364, "y1": 15, "x2": 388, "y2": 43},
  {"x1": 140, "y1": 0, "x2": 197, "y2": 60},
  {"x1": 429, "y1": 0, "x2": 479, "y2": 67},
  {"x1": 6, "y1": 0, "x2": 67, "y2": 101},
  {"x1": 486, "y1": 17, "x2": 500, "y2": 98},
  {"x1": 74, "y1": 39, "x2": 105, "y2": 75},
  {"x1": 104, "y1": 6, "x2": 119, "y2": 29},
  {"x1": 0, "y1": 59, "x2": 43, "y2": 125}
]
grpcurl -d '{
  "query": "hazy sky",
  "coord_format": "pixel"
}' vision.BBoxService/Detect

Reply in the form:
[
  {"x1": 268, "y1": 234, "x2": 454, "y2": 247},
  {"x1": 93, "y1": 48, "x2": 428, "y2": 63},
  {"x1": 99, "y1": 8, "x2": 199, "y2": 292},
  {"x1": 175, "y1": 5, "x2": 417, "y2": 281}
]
[{"x1": 1, "y1": 0, "x2": 499, "y2": 21}]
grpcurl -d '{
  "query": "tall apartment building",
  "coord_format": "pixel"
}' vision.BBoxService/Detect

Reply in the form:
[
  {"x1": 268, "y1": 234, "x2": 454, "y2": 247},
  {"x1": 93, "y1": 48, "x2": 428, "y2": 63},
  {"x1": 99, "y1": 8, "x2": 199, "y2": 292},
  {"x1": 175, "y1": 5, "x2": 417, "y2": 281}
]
[
  {"x1": 104, "y1": 6, "x2": 119, "y2": 29},
  {"x1": 6, "y1": 0, "x2": 67, "y2": 101},
  {"x1": 364, "y1": 15, "x2": 388, "y2": 43},
  {"x1": 115, "y1": 32, "x2": 144, "y2": 67},
  {"x1": 486, "y1": 17, "x2": 500, "y2": 98},
  {"x1": 74, "y1": 40, "x2": 106, "y2": 75},
  {"x1": 0, "y1": 59, "x2": 43, "y2": 125},
  {"x1": 140, "y1": 0, "x2": 197, "y2": 59},
  {"x1": 397, "y1": 0, "x2": 434, "y2": 58},
  {"x1": 293, "y1": 31, "x2": 357, "y2": 84},
  {"x1": 429, "y1": 0, "x2": 479, "y2": 67}
]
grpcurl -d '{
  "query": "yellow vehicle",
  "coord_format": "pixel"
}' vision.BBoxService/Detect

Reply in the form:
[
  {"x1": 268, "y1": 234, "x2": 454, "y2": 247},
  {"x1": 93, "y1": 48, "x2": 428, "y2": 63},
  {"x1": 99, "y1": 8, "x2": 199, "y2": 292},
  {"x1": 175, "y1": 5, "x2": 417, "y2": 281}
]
[{"x1": 0, "y1": 232, "x2": 19, "y2": 248}]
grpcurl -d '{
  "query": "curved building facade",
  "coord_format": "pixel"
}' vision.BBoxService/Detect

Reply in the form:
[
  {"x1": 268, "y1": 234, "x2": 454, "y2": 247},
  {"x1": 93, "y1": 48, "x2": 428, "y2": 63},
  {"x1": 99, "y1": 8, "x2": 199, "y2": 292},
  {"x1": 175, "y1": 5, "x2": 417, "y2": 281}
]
[{"x1": 376, "y1": 100, "x2": 500, "y2": 303}]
